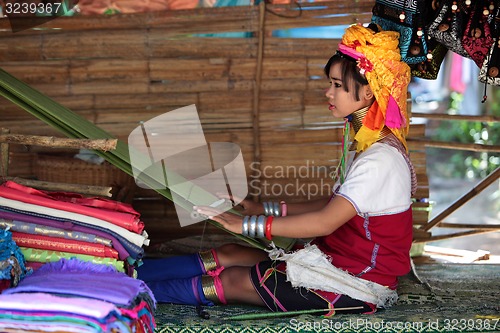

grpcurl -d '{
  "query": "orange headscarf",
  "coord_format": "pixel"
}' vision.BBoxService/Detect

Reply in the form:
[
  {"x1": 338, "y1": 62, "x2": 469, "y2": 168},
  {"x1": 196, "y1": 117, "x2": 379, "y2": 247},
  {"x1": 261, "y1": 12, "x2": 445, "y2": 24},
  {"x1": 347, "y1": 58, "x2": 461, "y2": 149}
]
[{"x1": 339, "y1": 24, "x2": 411, "y2": 152}]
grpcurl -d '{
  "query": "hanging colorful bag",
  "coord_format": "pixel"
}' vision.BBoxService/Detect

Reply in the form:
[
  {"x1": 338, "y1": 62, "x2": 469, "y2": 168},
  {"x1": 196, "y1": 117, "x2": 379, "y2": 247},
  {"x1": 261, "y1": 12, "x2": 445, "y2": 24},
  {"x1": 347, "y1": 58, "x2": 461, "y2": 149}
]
[
  {"x1": 478, "y1": 38, "x2": 500, "y2": 86},
  {"x1": 478, "y1": 4, "x2": 500, "y2": 87},
  {"x1": 410, "y1": 0, "x2": 449, "y2": 79},
  {"x1": 427, "y1": 0, "x2": 471, "y2": 59},
  {"x1": 410, "y1": 38, "x2": 448, "y2": 79},
  {"x1": 462, "y1": 0, "x2": 495, "y2": 68},
  {"x1": 371, "y1": 0, "x2": 430, "y2": 64}
]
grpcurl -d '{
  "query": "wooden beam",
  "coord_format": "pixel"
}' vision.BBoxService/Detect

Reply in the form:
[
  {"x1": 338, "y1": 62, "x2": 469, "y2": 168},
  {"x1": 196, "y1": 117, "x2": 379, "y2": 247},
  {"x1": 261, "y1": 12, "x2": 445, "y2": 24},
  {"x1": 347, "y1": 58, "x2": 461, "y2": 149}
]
[
  {"x1": 438, "y1": 222, "x2": 500, "y2": 230},
  {"x1": 0, "y1": 134, "x2": 117, "y2": 151},
  {"x1": 4, "y1": 177, "x2": 113, "y2": 197},
  {"x1": 415, "y1": 229, "x2": 499, "y2": 243},
  {"x1": 411, "y1": 112, "x2": 500, "y2": 122},
  {"x1": 407, "y1": 138, "x2": 500, "y2": 153}
]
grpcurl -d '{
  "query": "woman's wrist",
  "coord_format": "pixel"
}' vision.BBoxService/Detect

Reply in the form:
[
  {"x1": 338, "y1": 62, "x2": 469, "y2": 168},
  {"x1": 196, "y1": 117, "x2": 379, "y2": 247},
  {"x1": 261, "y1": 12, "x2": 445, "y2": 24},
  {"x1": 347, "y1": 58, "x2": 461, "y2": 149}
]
[
  {"x1": 241, "y1": 214, "x2": 275, "y2": 240},
  {"x1": 261, "y1": 200, "x2": 287, "y2": 217}
]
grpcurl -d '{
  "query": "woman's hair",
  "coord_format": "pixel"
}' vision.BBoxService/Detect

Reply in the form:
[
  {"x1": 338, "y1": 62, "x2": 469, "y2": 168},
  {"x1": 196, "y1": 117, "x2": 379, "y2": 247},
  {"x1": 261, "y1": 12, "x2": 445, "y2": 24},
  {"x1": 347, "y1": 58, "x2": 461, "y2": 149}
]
[{"x1": 323, "y1": 54, "x2": 369, "y2": 102}]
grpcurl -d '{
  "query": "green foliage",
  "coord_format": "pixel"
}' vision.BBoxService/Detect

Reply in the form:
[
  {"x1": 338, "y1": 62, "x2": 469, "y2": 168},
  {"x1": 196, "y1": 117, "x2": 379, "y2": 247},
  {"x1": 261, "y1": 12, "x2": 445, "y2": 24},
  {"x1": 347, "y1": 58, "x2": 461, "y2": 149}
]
[
  {"x1": 431, "y1": 91, "x2": 499, "y2": 179},
  {"x1": 491, "y1": 88, "x2": 500, "y2": 116}
]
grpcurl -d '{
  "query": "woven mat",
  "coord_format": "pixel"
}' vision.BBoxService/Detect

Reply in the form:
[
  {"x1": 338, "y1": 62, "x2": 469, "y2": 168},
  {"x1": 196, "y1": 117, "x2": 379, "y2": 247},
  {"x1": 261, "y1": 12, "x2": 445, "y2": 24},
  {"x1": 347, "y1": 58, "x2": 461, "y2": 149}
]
[{"x1": 150, "y1": 237, "x2": 500, "y2": 333}]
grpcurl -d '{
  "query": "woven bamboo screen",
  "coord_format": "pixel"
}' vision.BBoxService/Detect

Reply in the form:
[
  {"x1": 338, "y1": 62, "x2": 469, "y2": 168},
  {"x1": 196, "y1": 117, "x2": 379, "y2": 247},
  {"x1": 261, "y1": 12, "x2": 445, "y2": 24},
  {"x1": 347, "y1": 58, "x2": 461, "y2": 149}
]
[{"x1": 0, "y1": 1, "x2": 429, "y2": 241}]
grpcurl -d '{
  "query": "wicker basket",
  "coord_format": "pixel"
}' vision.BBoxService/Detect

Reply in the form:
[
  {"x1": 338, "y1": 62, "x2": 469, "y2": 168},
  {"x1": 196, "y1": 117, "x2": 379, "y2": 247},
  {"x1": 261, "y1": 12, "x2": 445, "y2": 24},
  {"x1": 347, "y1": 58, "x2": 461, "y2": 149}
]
[{"x1": 34, "y1": 154, "x2": 132, "y2": 187}]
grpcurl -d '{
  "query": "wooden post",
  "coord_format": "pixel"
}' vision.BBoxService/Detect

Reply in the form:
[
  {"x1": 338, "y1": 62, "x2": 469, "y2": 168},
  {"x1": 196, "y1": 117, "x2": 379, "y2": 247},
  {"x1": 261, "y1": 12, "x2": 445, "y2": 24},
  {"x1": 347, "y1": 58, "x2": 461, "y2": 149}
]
[
  {"x1": 250, "y1": 0, "x2": 266, "y2": 202},
  {"x1": 0, "y1": 128, "x2": 9, "y2": 177}
]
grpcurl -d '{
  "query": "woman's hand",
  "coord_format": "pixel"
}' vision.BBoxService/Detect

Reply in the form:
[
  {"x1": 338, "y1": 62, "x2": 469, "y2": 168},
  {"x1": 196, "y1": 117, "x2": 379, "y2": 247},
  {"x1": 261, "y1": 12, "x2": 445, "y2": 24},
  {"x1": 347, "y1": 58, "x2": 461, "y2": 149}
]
[
  {"x1": 216, "y1": 193, "x2": 264, "y2": 216},
  {"x1": 194, "y1": 206, "x2": 244, "y2": 234},
  {"x1": 235, "y1": 198, "x2": 264, "y2": 216}
]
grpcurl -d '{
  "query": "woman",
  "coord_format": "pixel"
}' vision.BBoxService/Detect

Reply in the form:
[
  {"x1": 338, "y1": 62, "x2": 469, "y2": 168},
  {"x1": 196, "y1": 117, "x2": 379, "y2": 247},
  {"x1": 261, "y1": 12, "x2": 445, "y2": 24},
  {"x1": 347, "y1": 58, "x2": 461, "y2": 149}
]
[{"x1": 137, "y1": 23, "x2": 416, "y2": 315}]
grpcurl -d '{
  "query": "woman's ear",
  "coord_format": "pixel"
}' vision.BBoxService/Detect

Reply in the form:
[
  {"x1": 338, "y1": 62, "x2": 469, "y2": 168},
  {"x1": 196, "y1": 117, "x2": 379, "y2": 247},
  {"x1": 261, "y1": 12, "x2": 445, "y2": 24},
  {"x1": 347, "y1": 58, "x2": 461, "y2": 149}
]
[{"x1": 364, "y1": 86, "x2": 374, "y2": 100}]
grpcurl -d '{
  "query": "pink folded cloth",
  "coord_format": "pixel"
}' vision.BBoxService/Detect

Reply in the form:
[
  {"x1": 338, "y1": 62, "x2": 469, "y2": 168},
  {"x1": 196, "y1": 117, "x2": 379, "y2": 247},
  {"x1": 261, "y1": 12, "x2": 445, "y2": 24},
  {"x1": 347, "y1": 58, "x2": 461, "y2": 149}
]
[{"x1": 0, "y1": 181, "x2": 144, "y2": 234}]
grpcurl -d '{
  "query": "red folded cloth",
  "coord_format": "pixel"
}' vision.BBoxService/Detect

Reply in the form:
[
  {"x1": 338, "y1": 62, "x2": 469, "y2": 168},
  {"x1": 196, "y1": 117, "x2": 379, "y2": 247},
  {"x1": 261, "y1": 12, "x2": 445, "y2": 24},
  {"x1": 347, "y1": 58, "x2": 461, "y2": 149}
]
[{"x1": 12, "y1": 231, "x2": 120, "y2": 259}]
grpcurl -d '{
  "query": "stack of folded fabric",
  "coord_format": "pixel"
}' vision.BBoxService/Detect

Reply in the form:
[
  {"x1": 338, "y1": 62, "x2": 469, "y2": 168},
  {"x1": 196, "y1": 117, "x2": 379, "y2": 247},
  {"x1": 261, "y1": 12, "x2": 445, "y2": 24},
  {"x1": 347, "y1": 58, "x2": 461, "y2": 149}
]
[
  {"x1": 0, "y1": 180, "x2": 149, "y2": 276},
  {"x1": 0, "y1": 258, "x2": 156, "y2": 332}
]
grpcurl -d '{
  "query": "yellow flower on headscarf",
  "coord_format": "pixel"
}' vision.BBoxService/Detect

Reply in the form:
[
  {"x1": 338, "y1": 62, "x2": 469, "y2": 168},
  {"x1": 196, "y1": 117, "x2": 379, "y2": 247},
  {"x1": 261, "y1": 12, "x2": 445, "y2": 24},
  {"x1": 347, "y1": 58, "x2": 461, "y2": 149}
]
[{"x1": 340, "y1": 24, "x2": 411, "y2": 152}]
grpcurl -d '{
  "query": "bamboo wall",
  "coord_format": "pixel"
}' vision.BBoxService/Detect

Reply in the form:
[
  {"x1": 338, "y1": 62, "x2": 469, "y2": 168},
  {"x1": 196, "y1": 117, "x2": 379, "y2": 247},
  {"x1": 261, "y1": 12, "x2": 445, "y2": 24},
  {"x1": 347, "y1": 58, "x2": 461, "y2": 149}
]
[{"x1": 0, "y1": 1, "x2": 429, "y2": 244}]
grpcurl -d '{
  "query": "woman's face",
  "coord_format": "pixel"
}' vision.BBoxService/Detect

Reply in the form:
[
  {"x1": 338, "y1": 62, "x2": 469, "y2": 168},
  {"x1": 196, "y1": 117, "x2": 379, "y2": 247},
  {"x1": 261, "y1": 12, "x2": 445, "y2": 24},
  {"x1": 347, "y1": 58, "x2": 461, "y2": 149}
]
[{"x1": 325, "y1": 62, "x2": 373, "y2": 119}]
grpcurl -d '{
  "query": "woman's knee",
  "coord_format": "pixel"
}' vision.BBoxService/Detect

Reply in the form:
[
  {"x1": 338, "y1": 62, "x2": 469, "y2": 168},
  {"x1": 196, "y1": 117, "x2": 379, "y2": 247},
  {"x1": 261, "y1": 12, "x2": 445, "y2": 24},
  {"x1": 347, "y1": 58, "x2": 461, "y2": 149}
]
[
  {"x1": 219, "y1": 266, "x2": 263, "y2": 305},
  {"x1": 220, "y1": 266, "x2": 248, "y2": 289},
  {"x1": 216, "y1": 243, "x2": 245, "y2": 257},
  {"x1": 216, "y1": 243, "x2": 267, "y2": 267}
]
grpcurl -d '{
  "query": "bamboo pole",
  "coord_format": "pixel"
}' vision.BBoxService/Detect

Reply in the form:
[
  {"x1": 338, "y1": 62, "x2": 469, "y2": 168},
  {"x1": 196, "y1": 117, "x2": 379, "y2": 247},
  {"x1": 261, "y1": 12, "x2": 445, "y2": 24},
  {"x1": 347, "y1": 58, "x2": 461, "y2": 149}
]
[
  {"x1": 250, "y1": 0, "x2": 266, "y2": 202},
  {"x1": 407, "y1": 138, "x2": 500, "y2": 153},
  {"x1": 0, "y1": 128, "x2": 9, "y2": 177},
  {"x1": 411, "y1": 112, "x2": 500, "y2": 122},
  {"x1": 4, "y1": 177, "x2": 113, "y2": 197},
  {"x1": 423, "y1": 167, "x2": 500, "y2": 231},
  {"x1": 0, "y1": 134, "x2": 117, "y2": 151}
]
